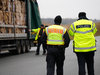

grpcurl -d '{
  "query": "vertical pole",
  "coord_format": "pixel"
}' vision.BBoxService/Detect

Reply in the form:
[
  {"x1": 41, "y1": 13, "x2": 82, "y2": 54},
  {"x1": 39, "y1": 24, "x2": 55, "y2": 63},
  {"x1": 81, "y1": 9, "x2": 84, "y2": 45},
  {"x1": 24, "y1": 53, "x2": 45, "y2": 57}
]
[
  {"x1": 26, "y1": 0, "x2": 31, "y2": 39},
  {"x1": 12, "y1": 0, "x2": 16, "y2": 39}
]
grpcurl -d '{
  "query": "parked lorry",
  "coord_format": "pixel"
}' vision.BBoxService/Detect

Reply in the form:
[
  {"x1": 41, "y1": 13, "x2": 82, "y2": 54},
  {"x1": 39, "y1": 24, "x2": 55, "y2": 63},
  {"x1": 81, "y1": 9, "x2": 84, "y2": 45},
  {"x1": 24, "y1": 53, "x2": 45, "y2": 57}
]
[{"x1": 0, "y1": 0, "x2": 41, "y2": 54}]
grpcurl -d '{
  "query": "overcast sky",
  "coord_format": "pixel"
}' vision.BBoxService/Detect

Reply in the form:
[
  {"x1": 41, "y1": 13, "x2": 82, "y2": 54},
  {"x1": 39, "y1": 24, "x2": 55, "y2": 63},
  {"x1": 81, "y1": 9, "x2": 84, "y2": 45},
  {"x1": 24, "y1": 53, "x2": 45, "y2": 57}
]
[{"x1": 37, "y1": 0, "x2": 100, "y2": 20}]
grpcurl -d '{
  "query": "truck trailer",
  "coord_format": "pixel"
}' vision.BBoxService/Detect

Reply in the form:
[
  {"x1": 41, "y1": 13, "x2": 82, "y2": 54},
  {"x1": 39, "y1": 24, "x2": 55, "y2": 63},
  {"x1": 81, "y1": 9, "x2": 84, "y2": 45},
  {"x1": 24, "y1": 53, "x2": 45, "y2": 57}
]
[{"x1": 0, "y1": 0, "x2": 41, "y2": 54}]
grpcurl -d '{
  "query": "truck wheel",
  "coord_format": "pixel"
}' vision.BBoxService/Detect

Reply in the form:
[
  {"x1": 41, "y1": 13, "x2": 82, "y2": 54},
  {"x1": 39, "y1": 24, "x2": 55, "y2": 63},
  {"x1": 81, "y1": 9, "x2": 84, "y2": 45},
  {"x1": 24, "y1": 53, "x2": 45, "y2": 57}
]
[
  {"x1": 25, "y1": 40, "x2": 30, "y2": 52},
  {"x1": 21, "y1": 41, "x2": 26, "y2": 53},
  {"x1": 16, "y1": 41, "x2": 21, "y2": 54}
]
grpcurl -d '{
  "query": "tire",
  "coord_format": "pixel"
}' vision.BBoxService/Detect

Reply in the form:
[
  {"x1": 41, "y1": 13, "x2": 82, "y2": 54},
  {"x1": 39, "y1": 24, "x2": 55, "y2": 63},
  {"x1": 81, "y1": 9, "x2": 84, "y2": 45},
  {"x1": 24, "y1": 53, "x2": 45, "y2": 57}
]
[
  {"x1": 21, "y1": 40, "x2": 26, "y2": 53},
  {"x1": 25, "y1": 40, "x2": 30, "y2": 52},
  {"x1": 16, "y1": 41, "x2": 21, "y2": 54}
]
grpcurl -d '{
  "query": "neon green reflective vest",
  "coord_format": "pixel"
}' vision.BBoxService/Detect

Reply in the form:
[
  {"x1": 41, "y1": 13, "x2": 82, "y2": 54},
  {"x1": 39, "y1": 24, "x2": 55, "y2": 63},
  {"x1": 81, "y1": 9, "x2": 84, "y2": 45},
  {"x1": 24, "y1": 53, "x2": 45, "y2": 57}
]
[
  {"x1": 46, "y1": 25, "x2": 66, "y2": 45},
  {"x1": 68, "y1": 19, "x2": 97, "y2": 52},
  {"x1": 32, "y1": 28, "x2": 44, "y2": 40}
]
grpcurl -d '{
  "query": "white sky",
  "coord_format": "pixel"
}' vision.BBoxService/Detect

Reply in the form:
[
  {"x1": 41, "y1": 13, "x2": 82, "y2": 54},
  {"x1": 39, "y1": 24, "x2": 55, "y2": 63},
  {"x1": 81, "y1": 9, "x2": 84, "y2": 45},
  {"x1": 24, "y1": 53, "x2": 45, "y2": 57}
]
[{"x1": 37, "y1": 0, "x2": 100, "y2": 20}]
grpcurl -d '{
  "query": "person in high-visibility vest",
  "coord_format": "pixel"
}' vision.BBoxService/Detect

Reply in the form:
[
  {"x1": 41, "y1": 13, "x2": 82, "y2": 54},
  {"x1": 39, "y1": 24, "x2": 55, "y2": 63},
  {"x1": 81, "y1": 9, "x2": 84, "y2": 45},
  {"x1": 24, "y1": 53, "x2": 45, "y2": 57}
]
[
  {"x1": 43, "y1": 25, "x2": 48, "y2": 50},
  {"x1": 69, "y1": 12, "x2": 97, "y2": 75},
  {"x1": 43, "y1": 15, "x2": 70, "y2": 75},
  {"x1": 32, "y1": 24, "x2": 46, "y2": 55}
]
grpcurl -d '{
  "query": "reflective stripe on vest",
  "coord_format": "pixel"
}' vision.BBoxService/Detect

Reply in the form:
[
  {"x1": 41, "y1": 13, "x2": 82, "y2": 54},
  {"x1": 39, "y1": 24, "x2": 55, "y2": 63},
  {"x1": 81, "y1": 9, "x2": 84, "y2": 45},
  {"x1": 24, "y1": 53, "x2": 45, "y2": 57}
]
[
  {"x1": 48, "y1": 40, "x2": 63, "y2": 42},
  {"x1": 75, "y1": 30, "x2": 93, "y2": 34},
  {"x1": 46, "y1": 25, "x2": 66, "y2": 45},
  {"x1": 72, "y1": 23, "x2": 75, "y2": 31},
  {"x1": 74, "y1": 46, "x2": 96, "y2": 50},
  {"x1": 92, "y1": 26, "x2": 96, "y2": 31},
  {"x1": 71, "y1": 23, "x2": 95, "y2": 34}
]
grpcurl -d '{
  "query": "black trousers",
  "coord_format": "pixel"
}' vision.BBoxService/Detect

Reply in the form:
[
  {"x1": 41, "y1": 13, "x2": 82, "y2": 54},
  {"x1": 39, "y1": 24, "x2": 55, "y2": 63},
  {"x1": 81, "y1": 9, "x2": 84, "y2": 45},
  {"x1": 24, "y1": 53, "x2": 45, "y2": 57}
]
[
  {"x1": 36, "y1": 39, "x2": 46, "y2": 54},
  {"x1": 46, "y1": 46, "x2": 65, "y2": 75},
  {"x1": 75, "y1": 52, "x2": 95, "y2": 75}
]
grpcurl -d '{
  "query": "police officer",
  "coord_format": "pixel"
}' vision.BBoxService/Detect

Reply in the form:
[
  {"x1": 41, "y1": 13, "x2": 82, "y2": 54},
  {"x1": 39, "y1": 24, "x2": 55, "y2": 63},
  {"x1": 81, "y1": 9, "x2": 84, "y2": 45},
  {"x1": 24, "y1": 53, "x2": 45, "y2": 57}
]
[
  {"x1": 43, "y1": 15, "x2": 70, "y2": 75},
  {"x1": 68, "y1": 12, "x2": 97, "y2": 75},
  {"x1": 43, "y1": 25, "x2": 48, "y2": 51},
  {"x1": 32, "y1": 24, "x2": 46, "y2": 55}
]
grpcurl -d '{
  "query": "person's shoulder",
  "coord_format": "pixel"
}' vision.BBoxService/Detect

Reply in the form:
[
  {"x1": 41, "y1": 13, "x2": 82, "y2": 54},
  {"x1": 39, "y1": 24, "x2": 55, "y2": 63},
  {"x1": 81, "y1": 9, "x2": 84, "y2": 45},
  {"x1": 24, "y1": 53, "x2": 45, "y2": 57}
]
[
  {"x1": 45, "y1": 25, "x2": 51, "y2": 30},
  {"x1": 87, "y1": 19, "x2": 94, "y2": 23},
  {"x1": 50, "y1": 25, "x2": 54, "y2": 26},
  {"x1": 56, "y1": 25, "x2": 64, "y2": 28},
  {"x1": 37, "y1": 27, "x2": 40, "y2": 29},
  {"x1": 59, "y1": 26, "x2": 67, "y2": 31},
  {"x1": 83, "y1": 19, "x2": 94, "y2": 24},
  {"x1": 74, "y1": 19, "x2": 93, "y2": 24},
  {"x1": 71, "y1": 20, "x2": 79, "y2": 24},
  {"x1": 37, "y1": 28, "x2": 41, "y2": 30}
]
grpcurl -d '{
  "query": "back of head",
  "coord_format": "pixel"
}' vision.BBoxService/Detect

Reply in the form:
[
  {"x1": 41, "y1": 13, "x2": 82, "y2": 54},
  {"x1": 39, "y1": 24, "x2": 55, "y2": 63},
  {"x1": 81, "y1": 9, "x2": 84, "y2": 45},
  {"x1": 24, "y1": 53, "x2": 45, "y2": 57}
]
[
  {"x1": 78, "y1": 12, "x2": 88, "y2": 20},
  {"x1": 54, "y1": 15, "x2": 62, "y2": 25},
  {"x1": 40, "y1": 24, "x2": 44, "y2": 29},
  {"x1": 41, "y1": 24, "x2": 44, "y2": 27}
]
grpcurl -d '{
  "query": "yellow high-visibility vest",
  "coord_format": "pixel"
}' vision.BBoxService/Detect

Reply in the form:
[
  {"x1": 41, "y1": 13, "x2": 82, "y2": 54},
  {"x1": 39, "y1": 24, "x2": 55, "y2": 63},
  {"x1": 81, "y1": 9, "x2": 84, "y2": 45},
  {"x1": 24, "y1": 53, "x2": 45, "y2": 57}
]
[
  {"x1": 32, "y1": 28, "x2": 44, "y2": 40},
  {"x1": 69, "y1": 19, "x2": 97, "y2": 52},
  {"x1": 46, "y1": 25, "x2": 66, "y2": 45}
]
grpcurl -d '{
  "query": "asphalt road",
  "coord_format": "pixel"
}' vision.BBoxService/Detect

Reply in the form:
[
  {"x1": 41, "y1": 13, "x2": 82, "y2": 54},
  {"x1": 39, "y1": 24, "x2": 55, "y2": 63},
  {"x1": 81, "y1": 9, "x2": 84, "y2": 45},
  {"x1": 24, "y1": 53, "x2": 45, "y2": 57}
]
[{"x1": 0, "y1": 36, "x2": 100, "y2": 75}]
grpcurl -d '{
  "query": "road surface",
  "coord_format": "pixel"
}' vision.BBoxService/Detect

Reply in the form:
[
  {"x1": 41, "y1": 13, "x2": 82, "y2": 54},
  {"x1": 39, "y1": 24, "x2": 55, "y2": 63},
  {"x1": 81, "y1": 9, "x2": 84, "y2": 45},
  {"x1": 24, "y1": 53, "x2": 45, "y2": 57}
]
[{"x1": 0, "y1": 36, "x2": 100, "y2": 75}]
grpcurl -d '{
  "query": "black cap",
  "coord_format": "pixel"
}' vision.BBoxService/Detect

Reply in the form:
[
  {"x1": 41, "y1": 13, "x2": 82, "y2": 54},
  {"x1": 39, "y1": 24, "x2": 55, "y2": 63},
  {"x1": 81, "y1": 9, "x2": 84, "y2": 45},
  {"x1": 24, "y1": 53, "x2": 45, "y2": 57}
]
[
  {"x1": 41, "y1": 24, "x2": 44, "y2": 27},
  {"x1": 78, "y1": 12, "x2": 86, "y2": 18},
  {"x1": 54, "y1": 15, "x2": 62, "y2": 25}
]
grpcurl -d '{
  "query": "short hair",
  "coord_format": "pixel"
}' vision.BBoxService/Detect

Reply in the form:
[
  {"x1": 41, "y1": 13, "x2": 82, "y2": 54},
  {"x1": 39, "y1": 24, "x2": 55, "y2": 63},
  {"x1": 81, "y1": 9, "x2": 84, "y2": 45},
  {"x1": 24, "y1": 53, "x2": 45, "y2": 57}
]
[
  {"x1": 41, "y1": 24, "x2": 44, "y2": 27},
  {"x1": 78, "y1": 12, "x2": 86, "y2": 18},
  {"x1": 54, "y1": 15, "x2": 62, "y2": 24}
]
